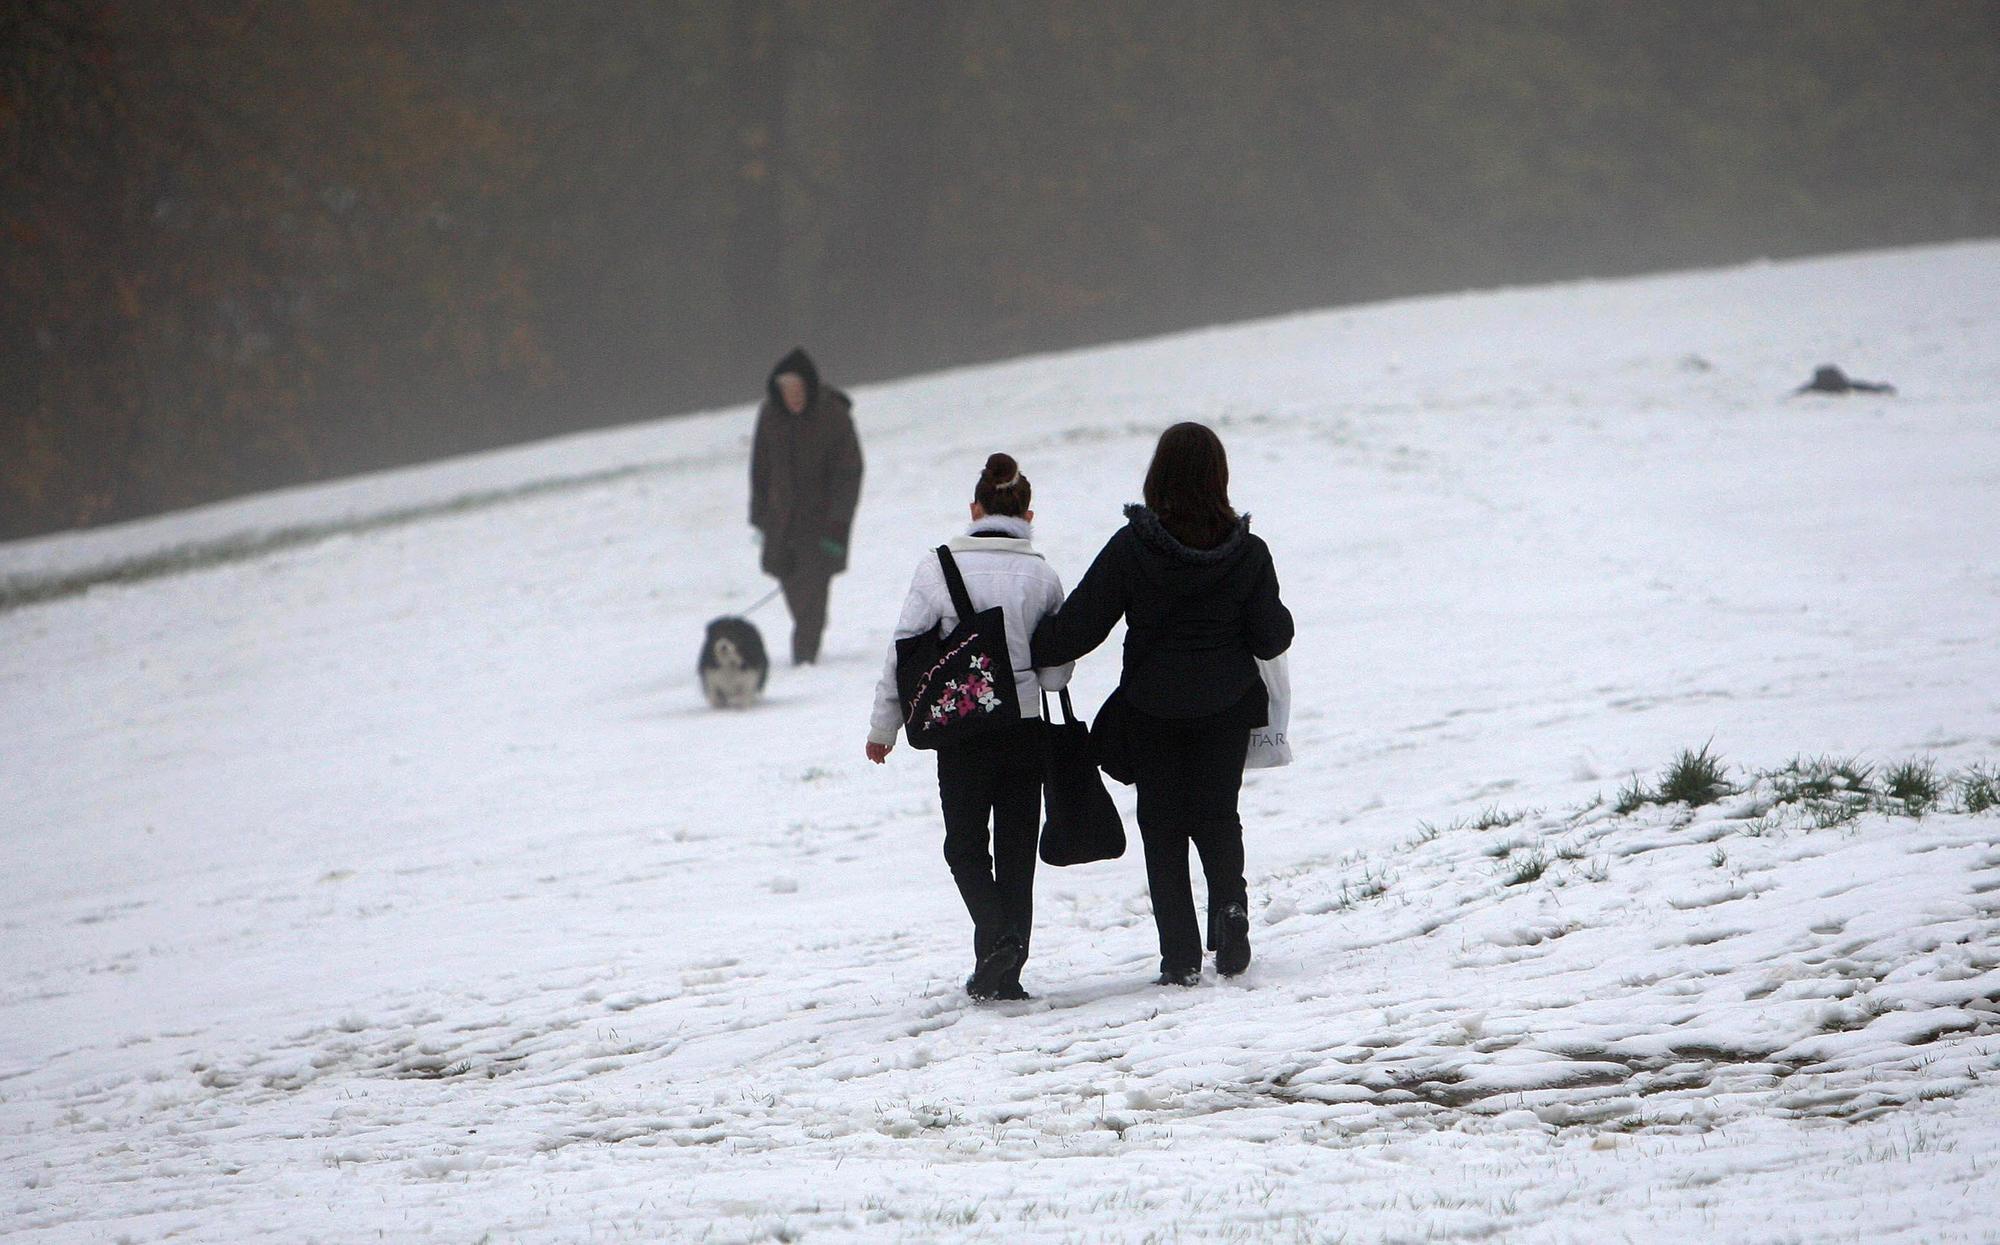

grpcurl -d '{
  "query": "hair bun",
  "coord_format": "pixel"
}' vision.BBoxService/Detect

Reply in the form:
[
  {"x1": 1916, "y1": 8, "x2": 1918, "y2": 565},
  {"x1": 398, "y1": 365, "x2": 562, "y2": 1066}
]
[{"x1": 974, "y1": 451, "x2": 1031, "y2": 514}]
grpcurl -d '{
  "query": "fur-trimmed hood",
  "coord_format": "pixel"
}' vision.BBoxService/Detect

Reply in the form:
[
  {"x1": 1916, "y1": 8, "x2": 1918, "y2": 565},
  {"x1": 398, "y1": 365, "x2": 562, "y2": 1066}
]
[
  {"x1": 1123, "y1": 503, "x2": 1253, "y2": 570},
  {"x1": 1124, "y1": 503, "x2": 1251, "y2": 565}
]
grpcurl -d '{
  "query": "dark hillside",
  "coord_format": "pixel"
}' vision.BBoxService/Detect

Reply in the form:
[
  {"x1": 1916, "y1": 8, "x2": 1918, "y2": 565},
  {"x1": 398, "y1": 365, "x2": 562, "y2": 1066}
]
[{"x1": 5, "y1": 0, "x2": 1997, "y2": 537}]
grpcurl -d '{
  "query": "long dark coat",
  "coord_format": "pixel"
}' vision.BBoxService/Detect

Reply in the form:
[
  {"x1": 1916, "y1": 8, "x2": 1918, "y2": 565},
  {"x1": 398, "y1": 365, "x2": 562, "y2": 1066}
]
[
  {"x1": 1032, "y1": 504, "x2": 1293, "y2": 720},
  {"x1": 750, "y1": 348, "x2": 864, "y2": 577}
]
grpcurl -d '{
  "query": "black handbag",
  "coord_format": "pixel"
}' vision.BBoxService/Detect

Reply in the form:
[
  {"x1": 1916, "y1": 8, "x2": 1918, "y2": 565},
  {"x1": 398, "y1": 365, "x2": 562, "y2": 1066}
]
[
  {"x1": 1039, "y1": 690, "x2": 1127, "y2": 865},
  {"x1": 895, "y1": 546, "x2": 1020, "y2": 750},
  {"x1": 1089, "y1": 688, "x2": 1141, "y2": 786},
  {"x1": 1089, "y1": 592, "x2": 1181, "y2": 785}
]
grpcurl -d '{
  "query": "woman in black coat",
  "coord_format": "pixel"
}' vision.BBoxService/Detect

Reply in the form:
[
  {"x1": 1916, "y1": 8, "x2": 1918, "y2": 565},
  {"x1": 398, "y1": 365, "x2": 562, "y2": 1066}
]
[{"x1": 1032, "y1": 423, "x2": 1294, "y2": 985}]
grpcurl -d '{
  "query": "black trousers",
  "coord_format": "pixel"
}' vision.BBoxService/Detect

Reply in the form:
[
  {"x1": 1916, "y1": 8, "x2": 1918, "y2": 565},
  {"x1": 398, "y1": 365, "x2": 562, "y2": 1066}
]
[
  {"x1": 1130, "y1": 692, "x2": 1257, "y2": 976},
  {"x1": 936, "y1": 720, "x2": 1044, "y2": 978},
  {"x1": 778, "y1": 568, "x2": 832, "y2": 664}
]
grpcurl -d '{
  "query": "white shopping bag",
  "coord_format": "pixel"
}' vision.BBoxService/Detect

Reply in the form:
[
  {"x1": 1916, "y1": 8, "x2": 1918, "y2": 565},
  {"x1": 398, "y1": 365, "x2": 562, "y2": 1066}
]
[{"x1": 1245, "y1": 653, "x2": 1292, "y2": 769}]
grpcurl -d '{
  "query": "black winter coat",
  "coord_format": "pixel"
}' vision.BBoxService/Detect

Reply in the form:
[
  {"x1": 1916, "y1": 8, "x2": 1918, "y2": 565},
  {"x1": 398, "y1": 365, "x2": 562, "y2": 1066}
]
[
  {"x1": 1032, "y1": 505, "x2": 1293, "y2": 720},
  {"x1": 750, "y1": 348, "x2": 864, "y2": 577}
]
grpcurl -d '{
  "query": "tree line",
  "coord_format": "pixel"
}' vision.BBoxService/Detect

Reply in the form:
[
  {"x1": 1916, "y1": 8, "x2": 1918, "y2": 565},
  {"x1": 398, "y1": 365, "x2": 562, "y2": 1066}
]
[{"x1": 5, "y1": 0, "x2": 1997, "y2": 539}]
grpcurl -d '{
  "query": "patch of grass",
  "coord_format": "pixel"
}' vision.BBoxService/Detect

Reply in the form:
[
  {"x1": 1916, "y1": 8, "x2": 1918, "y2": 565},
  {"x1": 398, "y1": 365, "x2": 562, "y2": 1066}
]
[
  {"x1": 1709, "y1": 845, "x2": 1728, "y2": 869},
  {"x1": 1504, "y1": 851, "x2": 1548, "y2": 886},
  {"x1": 1770, "y1": 755, "x2": 1874, "y2": 803},
  {"x1": 1760, "y1": 754, "x2": 1877, "y2": 830},
  {"x1": 1554, "y1": 840, "x2": 1587, "y2": 862},
  {"x1": 1654, "y1": 743, "x2": 1730, "y2": 807},
  {"x1": 1958, "y1": 766, "x2": 2000, "y2": 815},
  {"x1": 1580, "y1": 858, "x2": 1611, "y2": 883},
  {"x1": 1882, "y1": 758, "x2": 1941, "y2": 816},
  {"x1": 1613, "y1": 774, "x2": 1652, "y2": 815},
  {"x1": 911, "y1": 1101, "x2": 966, "y2": 1130},
  {"x1": 1408, "y1": 820, "x2": 1446, "y2": 847},
  {"x1": 1809, "y1": 799, "x2": 1863, "y2": 830},
  {"x1": 1338, "y1": 870, "x2": 1392, "y2": 908},
  {"x1": 1470, "y1": 806, "x2": 1526, "y2": 831}
]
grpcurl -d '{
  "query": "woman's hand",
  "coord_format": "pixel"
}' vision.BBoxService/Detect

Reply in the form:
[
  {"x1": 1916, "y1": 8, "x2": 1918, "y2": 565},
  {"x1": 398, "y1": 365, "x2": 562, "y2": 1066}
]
[{"x1": 866, "y1": 739, "x2": 893, "y2": 764}]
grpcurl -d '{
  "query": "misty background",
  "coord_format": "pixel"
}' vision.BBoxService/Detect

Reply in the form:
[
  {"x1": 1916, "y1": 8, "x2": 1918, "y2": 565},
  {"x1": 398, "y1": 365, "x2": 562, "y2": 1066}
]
[{"x1": 4, "y1": 0, "x2": 1997, "y2": 541}]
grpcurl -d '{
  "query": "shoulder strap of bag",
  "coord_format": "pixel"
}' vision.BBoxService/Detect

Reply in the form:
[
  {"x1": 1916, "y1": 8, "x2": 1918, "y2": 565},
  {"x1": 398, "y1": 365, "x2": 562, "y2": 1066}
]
[{"x1": 935, "y1": 545, "x2": 977, "y2": 622}]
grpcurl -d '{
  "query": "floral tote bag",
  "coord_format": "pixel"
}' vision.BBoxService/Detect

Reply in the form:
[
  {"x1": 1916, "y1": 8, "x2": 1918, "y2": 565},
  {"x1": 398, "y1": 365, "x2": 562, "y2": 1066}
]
[{"x1": 895, "y1": 546, "x2": 1021, "y2": 749}]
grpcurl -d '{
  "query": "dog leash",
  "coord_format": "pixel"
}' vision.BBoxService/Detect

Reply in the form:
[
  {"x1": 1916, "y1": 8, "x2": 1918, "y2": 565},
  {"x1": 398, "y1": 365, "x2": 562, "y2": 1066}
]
[{"x1": 739, "y1": 585, "x2": 784, "y2": 617}]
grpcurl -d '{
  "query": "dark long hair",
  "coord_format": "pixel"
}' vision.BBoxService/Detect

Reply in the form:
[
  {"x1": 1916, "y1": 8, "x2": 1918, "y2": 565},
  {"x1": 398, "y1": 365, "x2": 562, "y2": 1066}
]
[
  {"x1": 974, "y1": 452, "x2": 1031, "y2": 518},
  {"x1": 1143, "y1": 422, "x2": 1237, "y2": 549}
]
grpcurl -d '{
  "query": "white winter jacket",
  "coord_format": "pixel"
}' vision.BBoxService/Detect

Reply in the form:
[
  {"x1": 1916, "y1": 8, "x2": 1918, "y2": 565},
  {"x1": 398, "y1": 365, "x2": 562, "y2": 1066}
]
[{"x1": 868, "y1": 515, "x2": 1074, "y2": 746}]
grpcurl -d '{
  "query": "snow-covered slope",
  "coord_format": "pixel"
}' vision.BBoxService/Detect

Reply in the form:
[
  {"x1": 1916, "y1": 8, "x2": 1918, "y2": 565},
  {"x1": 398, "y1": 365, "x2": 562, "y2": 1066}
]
[{"x1": 5, "y1": 242, "x2": 2000, "y2": 1242}]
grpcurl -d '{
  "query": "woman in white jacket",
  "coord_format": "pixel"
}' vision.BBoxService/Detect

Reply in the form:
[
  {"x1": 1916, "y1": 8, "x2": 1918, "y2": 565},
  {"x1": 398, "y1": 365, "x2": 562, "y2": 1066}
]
[{"x1": 866, "y1": 453, "x2": 1073, "y2": 1000}]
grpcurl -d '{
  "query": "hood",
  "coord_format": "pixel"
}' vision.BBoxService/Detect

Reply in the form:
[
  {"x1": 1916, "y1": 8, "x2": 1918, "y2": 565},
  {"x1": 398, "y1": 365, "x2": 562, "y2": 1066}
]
[
  {"x1": 1123, "y1": 503, "x2": 1254, "y2": 587},
  {"x1": 767, "y1": 347, "x2": 821, "y2": 412},
  {"x1": 946, "y1": 514, "x2": 1041, "y2": 559},
  {"x1": 964, "y1": 514, "x2": 1033, "y2": 541}
]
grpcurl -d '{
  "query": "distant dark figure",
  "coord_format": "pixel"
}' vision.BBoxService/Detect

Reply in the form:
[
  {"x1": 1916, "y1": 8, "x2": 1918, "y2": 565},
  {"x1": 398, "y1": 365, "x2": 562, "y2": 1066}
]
[
  {"x1": 750, "y1": 348, "x2": 864, "y2": 665},
  {"x1": 1796, "y1": 364, "x2": 1895, "y2": 396},
  {"x1": 699, "y1": 616, "x2": 769, "y2": 709}
]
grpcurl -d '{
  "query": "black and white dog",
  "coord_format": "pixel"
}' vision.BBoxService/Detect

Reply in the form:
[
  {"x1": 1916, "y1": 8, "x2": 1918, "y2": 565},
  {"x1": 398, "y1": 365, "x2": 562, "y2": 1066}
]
[{"x1": 699, "y1": 616, "x2": 770, "y2": 709}]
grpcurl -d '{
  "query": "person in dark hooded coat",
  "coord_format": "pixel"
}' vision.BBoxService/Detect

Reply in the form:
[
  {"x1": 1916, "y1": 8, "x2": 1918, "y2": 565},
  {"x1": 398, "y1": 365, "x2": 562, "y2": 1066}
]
[
  {"x1": 750, "y1": 348, "x2": 864, "y2": 664},
  {"x1": 1032, "y1": 423, "x2": 1293, "y2": 986}
]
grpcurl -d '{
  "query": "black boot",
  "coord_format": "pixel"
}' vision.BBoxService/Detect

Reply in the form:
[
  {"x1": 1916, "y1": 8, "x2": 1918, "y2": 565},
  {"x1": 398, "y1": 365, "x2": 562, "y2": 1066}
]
[
  {"x1": 1214, "y1": 902, "x2": 1252, "y2": 977},
  {"x1": 966, "y1": 934, "x2": 1024, "y2": 1000},
  {"x1": 989, "y1": 958, "x2": 1032, "y2": 1001},
  {"x1": 1155, "y1": 966, "x2": 1201, "y2": 988}
]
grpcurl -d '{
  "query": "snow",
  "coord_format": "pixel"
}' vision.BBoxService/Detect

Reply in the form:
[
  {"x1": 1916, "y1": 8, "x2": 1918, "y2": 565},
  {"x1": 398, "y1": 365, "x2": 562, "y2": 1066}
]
[{"x1": 5, "y1": 241, "x2": 2000, "y2": 1241}]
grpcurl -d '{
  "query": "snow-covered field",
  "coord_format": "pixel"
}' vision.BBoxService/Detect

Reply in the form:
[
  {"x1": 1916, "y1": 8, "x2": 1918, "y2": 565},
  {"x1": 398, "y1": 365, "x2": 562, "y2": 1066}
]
[{"x1": 5, "y1": 242, "x2": 2000, "y2": 1242}]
